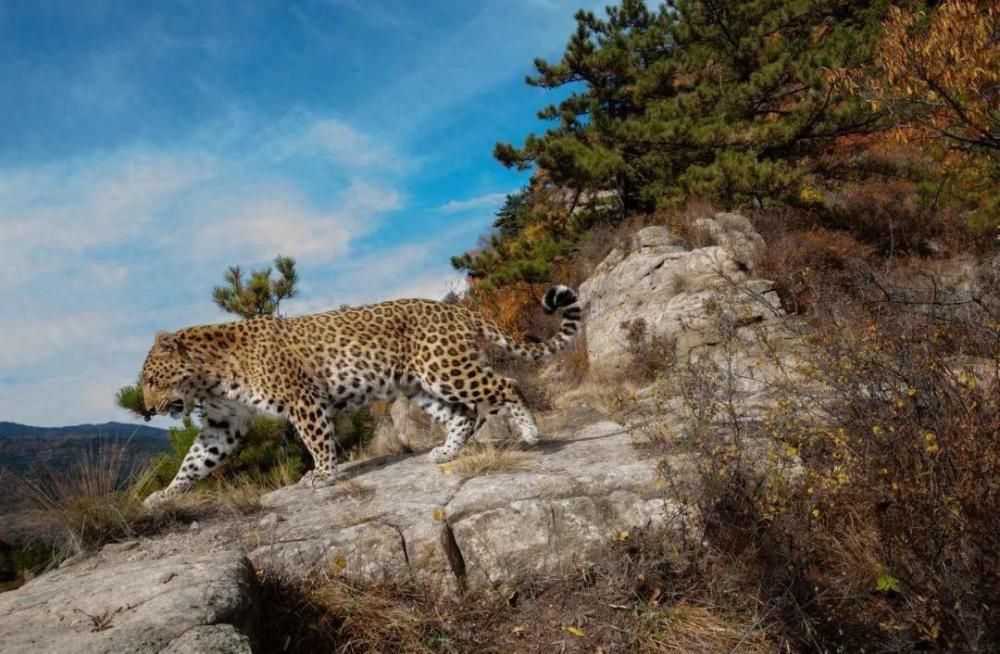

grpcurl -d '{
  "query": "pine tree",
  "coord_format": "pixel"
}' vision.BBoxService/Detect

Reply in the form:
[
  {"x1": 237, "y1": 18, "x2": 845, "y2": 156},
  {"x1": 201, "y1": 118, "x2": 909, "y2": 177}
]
[
  {"x1": 496, "y1": 0, "x2": 890, "y2": 209},
  {"x1": 460, "y1": 0, "x2": 895, "y2": 287},
  {"x1": 492, "y1": 187, "x2": 533, "y2": 238},
  {"x1": 496, "y1": 0, "x2": 671, "y2": 213},
  {"x1": 212, "y1": 255, "x2": 298, "y2": 318},
  {"x1": 451, "y1": 187, "x2": 560, "y2": 286}
]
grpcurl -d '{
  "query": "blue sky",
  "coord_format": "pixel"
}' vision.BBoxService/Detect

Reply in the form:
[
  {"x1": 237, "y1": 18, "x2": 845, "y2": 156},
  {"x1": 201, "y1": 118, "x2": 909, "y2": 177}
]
[{"x1": 0, "y1": 0, "x2": 605, "y2": 426}]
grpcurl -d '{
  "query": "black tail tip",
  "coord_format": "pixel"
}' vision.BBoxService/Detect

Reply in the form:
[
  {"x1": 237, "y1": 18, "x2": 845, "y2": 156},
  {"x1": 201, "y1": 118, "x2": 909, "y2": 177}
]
[{"x1": 542, "y1": 284, "x2": 577, "y2": 314}]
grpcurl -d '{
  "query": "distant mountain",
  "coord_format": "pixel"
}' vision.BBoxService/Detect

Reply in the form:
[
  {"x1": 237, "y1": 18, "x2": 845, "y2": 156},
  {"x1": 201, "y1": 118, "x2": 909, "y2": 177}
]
[
  {"x1": 0, "y1": 422, "x2": 171, "y2": 515},
  {"x1": 0, "y1": 421, "x2": 167, "y2": 441}
]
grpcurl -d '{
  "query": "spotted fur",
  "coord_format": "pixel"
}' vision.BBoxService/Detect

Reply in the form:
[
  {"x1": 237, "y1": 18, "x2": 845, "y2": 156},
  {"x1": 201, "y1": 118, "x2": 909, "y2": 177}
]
[{"x1": 140, "y1": 285, "x2": 581, "y2": 505}]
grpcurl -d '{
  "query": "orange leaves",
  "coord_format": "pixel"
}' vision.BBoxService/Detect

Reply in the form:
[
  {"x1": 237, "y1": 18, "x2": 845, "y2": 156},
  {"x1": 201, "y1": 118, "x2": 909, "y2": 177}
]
[
  {"x1": 872, "y1": 1, "x2": 999, "y2": 150},
  {"x1": 465, "y1": 281, "x2": 540, "y2": 338}
]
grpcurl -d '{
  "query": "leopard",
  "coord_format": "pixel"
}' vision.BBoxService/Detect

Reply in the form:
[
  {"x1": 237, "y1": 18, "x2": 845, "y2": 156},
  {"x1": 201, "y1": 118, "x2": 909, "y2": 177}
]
[{"x1": 139, "y1": 285, "x2": 581, "y2": 507}]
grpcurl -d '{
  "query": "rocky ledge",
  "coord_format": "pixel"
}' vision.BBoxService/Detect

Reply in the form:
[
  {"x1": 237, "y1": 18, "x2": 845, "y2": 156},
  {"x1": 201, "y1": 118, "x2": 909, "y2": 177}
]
[
  {"x1": 0, "y1": 415, "x2": 690, "y2": 653},
  {"x1": 0, "y1": 211, "x2": 773, "y2": 653}
]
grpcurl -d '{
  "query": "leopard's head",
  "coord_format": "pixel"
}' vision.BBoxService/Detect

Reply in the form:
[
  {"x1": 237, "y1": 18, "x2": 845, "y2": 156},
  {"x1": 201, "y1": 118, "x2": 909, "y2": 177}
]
[{"x1": 140, "y1": 330, "x2": 197, "y2": 420}]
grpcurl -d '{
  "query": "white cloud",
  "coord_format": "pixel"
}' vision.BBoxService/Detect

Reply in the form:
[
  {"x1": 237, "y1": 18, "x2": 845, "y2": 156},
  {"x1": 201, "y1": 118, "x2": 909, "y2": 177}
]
[
  {"x1": 195, "y1": 179, "x2": 402, "y2": 263},
  {"x1": 0, "y1": 313, "x2": 116, "y2": 369},
  {"x1": 341, "y1": 178, "x2": 404, "y2": 214},
  {"x1": 0, "y1": 152, "x2": 214, "y2": 284},
  {"x1": 290, "y1": 268, "x2": 466, "y2": 314},
  {"x1": 384, "y1": 270, "x2": 466, "y2": 303},
  {"x1": 269, "y1": 116, "x2": 410, "y2": 172},
  {"x1": 283, "y1": 235, "x2": 468, "y2": 315},
  {"x1": 436, "y1": 191, "x2": 509, "y2": 214},
  {"x1": 199, "y1": 196, "x2": 358, "y2": 262},
  {"x1": 86, "y1": 263, "x2": 131, "y2": 286},
  {"x1": 306, "y1": 120, "x2": 405, "y2": 169}
]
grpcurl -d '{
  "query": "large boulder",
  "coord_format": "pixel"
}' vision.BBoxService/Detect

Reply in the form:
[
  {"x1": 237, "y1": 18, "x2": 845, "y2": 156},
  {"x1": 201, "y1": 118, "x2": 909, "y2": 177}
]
[
  {"x1": 0, "y1": 390, "x2": 701, "y2": 653},
  {"x1": 579, "y1": 214, "x2": 782, "y2": 372},
  {"x1": 368, "y1": 396, "x2": 438, "y2": 455},
  {"x1": 248, "y1": 418, "x2": 689, "y2": 592},
  {"x1": 0, "y1": 550, "x2": 258, "y2": 654},
  {"x1": 369, "y1": 397, "x2": 518, "y2": 456}
]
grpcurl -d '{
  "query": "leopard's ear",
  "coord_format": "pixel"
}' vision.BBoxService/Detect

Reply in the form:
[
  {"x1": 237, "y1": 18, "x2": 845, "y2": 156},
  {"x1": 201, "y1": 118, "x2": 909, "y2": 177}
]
[{"x1": 155, "y1": 330, "x2": 187, "y2": 355}]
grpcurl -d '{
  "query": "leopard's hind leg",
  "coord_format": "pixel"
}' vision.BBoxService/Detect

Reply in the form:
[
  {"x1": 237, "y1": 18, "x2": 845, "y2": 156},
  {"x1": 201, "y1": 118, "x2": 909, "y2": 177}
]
[
  {"x1": 408, "y1": 391, "x2": 475, "y2": 463},
  {"x1": 419, "y1": 364, "x2": 539, "y2": 454},
  {"x1": 476, "y1": 377, "x2": 539, "y2": 446}
]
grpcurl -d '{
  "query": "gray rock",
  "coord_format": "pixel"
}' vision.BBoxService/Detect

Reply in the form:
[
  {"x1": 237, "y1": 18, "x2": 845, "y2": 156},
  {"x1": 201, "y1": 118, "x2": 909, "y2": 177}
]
[
  {"x1": 471, "y1": 410, "x2": 518, "y2": 444},
  {"x1": 452, "y1": 497, "x2": 607, "y2": 588},
  {"x1": 632, "y1": 224, "x2": 684, "y2": 250},
  {"x1": 691, "y1": 212, "x2": 766, "y2": 266},
  {"x1": 251, "y1": 521, "x2": 410, "y2": 585},
  {"x1": 243, "y1": 419, "x2": 680, "y2": 593},
  {"x1": 257, "y1": 513, "x2": 280, "y2": 529},
  {"x1": 579, "y1": 215, "x2": 782, "y2": 371},
  {"x1": 0, "y1": 550, "x2": 257, "y2": 654},
  {"x1": 369, "y1": 396, "x2": 438, "y2": 455},
  {"x1": 160, "y1": 625, "x2": 252, "y2": 654},
  {"x1": 447, "y1": 473, "x2": 582, "y2": 520},
  {"x1": 0, "y1": 419, "x2": 698, "y2": 651}
]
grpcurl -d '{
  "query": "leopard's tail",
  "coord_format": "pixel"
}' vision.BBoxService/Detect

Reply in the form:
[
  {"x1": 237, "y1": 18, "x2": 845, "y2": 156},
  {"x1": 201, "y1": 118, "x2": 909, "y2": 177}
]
[{"x1": 479, "y1": 285, "x2": 583, "y2": 362}]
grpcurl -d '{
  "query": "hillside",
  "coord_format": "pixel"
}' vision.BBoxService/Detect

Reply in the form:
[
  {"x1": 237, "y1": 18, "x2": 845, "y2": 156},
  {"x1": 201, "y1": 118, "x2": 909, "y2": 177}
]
[
  {"x1": 0, "y1": 421, "x2": 167, "y2": 441},
  {"x1": 0, "y1": 422, "x2": 168, "y2": 515},
  {"x1": 1, "y1": 1, "x2": 996, "y2": 652},
  {"x1": 0, "y1": 210, "x2": 997, "y2": 651}
]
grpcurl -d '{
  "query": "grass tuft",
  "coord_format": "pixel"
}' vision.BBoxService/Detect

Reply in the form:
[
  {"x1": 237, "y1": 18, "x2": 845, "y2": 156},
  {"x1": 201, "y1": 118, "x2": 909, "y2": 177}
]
[
  {"x1": 636, "y1": 603, "x2": 771, "y2": 654},
  {"x1": 22, "y1": 443, "x2": 154, "y2": 551},
  {"x1": 256, "y1": 525, "x2": 774, "y2": 653},
  {"x1": 20, "y1": 442, "x2": 295, "y2": 554},
  {"x1": 257, "y1": 572, "x2": 441, "y2": 654},
  {"x1": 442, "y1": 441, "x2": 531, "y2": 477}
]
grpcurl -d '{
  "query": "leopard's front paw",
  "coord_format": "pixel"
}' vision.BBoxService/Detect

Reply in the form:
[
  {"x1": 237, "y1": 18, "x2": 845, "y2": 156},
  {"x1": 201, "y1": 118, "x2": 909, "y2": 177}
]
[
  {"x1": 143, "y1": 490, "x2": 170, "y2": 510},
  {"x1": 298, "y1": 469, "x2": 340, "y2": 489},
  {"x1": 310, "y1": 472, "x2": 339, "y2": 489},
  {"x1": 429, "y1": 446, "x2": 456, "y2": 464}
]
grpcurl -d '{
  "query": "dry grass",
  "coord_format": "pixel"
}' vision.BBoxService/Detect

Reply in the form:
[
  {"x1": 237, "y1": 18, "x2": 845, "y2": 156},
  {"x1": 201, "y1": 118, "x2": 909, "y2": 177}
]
[
  {"x1": 635, "y1": 602, "x2": 772, "y2": 654},
  {"x1": 615, "y1": 258, "x2": 1000, "y2": 652},
  {"x1": 331, "y1": 507, "x2": 381, "y2": 531},
  {"x1": 757, "y1": 226, "x2": 873, "y2": 313},
  {"x1": 620, "y1": 317, "x2": 676, "y2": 382},
  {"x1": 548, "y1": 331, "x2": 590, "y2": 386},
  {"x1": 22, "y1": 444, "x2": 161, "y2": 551},
  {"x1": 440, "y1": 441, "x2": 531, "y2": 477},
  {"x1": 19, "y1": 444, "x2": 291, "y2": 554},
  {"x1": 562, "y1": 214, "x2": 653, "y2": 286},
  {"x1": 257, "y1": 572, "x2": 443, "y2": 654},
  {"x1": 659, "y1": 199, "x2": 718, "y2": 248},
  {"x1": 256, "y1": 526, "x2": 775, "y2": 653}
]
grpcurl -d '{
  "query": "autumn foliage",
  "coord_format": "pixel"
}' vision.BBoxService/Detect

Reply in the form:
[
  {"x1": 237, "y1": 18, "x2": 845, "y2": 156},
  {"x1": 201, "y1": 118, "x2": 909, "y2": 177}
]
[
  {"x1": 463, "y1": 282, "x2": 540, "y2": 339},
  {"x1": 861, "y1": 1, "x2": 999, "y2": 160},
  {"x1": 830, "y1": 0, "x2": 1000, "y2": 231},
  {"x1": 457, "y1": 1, "x2": 999, "y2": 291}
]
